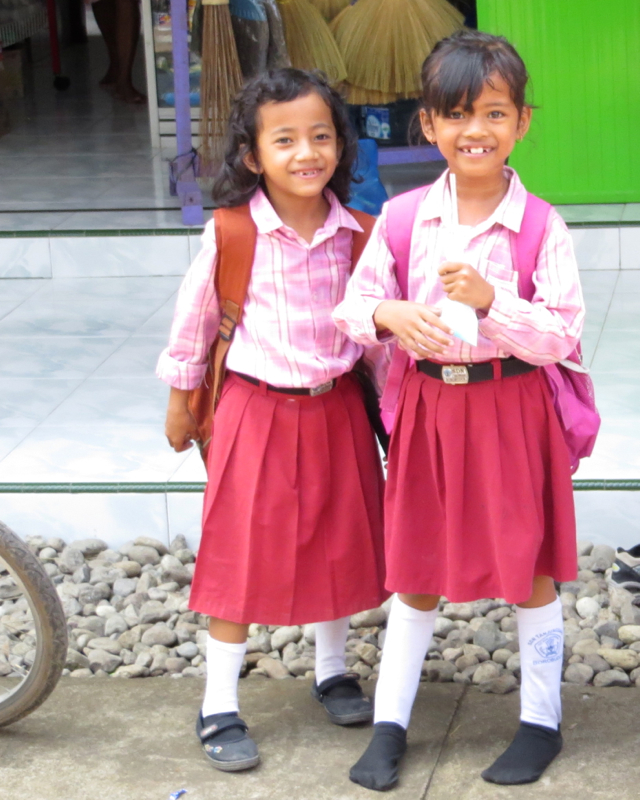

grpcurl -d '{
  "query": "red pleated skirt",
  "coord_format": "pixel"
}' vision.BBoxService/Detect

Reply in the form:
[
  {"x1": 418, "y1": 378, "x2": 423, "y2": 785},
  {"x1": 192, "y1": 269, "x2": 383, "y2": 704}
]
[
  {"x1": 384, "y1": 366, "x2": 577, "y2": 605},
  {"x1": 189, "y1": 372, "x2": 388, "y2": 625}
]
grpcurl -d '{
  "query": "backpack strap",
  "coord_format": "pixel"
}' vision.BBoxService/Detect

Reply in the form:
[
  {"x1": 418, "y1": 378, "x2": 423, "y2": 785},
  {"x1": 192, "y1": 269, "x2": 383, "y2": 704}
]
[
  {"x1": 511, "y1": 193, "x2": 553, "y2": 302},
  {"x1": 379, "y1": 186, "x2": 429, "y2": 415},
  {"x1": 188, "y1": 204, "x2": 257, "y2": 459},
  {"x1": 386, "y1": 186, "x2": 430, "y2": 298},
  {"x1": 348, "y1": 207, "x2": 376, "y2": 271}
]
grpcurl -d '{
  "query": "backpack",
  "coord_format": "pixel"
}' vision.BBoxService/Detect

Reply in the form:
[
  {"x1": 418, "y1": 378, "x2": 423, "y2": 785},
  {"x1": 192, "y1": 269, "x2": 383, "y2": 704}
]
[
  {"x1": 187, "y1": 203, "x2": 382, "y2": 462},
  {"x1": 379, "y1": 185, "x2": 600, "y2": 474}
]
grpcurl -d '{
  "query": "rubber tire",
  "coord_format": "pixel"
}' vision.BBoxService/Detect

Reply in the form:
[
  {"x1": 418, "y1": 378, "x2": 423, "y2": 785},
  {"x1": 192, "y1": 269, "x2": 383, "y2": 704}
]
[{"x1": 0, "y1": 521, "x2": 68, "y2": 727}]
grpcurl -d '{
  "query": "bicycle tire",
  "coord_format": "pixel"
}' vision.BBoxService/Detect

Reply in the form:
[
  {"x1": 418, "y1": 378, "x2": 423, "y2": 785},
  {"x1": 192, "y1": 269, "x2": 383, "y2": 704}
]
[{"x1": 0, "y1": 521, "x2": 68, "y2": 727}]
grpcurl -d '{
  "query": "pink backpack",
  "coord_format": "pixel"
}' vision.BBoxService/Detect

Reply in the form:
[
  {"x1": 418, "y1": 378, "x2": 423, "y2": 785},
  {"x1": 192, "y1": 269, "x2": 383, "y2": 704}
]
[{"x1": 379, "y1": 185, "x2": 600, "y2": 474}]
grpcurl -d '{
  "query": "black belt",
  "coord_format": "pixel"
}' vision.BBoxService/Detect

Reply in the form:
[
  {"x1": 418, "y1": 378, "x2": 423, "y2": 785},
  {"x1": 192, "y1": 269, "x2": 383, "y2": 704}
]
[
  {"x1": 232, "y1": 371, "x2": 336, "y2": 396},
  {"x1": 417, "y1": 357, "x2": 538, "y2": 385}
]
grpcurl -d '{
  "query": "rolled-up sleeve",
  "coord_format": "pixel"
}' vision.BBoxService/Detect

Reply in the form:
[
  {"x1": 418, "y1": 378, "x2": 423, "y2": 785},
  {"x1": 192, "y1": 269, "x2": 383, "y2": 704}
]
[
  {"x1": 479, "y1": 210, "x2": 585, "y2": 365},
  {"x1": 333, "y1": 204, "x2": 402, "y2": 345},
  {"x1": 156, "y1": 221, "x2": 221, "y2": 389}
]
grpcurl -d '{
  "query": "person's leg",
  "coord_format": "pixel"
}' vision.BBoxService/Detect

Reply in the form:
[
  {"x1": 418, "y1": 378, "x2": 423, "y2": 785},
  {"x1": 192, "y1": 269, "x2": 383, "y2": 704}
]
[
  {"x1": 313, "y1": 616, "x2": 373, "y2": 726},
  {"x1": 482, "y1": 576, "x2": 564, "y2": 785},
  {"x1": 113, "y1": 0, "x2": 146, "y2": 103},
  {"x1": 91, "y1": 0, "x2": 119, "y2": 86},
  {"x1": 202, "y1": 618, "x2": 248, "y2": 717},
  {"x1": 350, "y1": 593, "x2": 439, "y2": 791}
]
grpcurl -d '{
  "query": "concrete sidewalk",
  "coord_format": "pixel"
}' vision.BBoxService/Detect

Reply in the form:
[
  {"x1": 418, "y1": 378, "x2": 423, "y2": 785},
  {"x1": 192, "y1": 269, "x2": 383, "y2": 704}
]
[{"x1": 0, "y1": 678, "x2": 637, "y2": 800}]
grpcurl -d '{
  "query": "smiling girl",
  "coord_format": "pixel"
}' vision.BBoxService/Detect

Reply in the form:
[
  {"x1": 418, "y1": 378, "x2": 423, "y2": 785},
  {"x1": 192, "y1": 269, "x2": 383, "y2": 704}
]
[
  {"x1": 334, "y1": 31, "x2": 585, "y2": 790},
  {"x1": 157, "y1": 69, "x2": 387, "y2": 772}
]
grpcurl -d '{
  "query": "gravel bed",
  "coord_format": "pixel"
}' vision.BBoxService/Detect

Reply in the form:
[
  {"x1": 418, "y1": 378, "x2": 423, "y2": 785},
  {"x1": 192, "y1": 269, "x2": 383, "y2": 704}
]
[{"x1": 1, "y1": 536, "x2": 640, "y2": 691}]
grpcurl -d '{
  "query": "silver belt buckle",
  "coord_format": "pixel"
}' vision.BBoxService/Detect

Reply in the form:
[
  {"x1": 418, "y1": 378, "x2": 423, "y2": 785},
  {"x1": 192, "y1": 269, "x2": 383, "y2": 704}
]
[
  {"x1": 442, "y1": 365, "x2": 469, "y2": 385},
  {"x1": 310, "y1": 380, "x2": 334, "y2": 396}
]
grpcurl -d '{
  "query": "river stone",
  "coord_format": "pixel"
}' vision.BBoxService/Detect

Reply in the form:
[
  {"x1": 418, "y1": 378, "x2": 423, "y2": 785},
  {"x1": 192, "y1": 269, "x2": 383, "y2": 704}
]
[
  {"x1": 506, "y1": 653, "x2": 521, "y2": 676},
  {"x1": 271, "y1": 626, "x2": 302, "y2": 651},
  {"x1": 434, "y1": 617, "x2": 456, "y2": 638},
  {"x1": 173, "y1": 548, "x2": 195, "y2": 564},
  {"x1": 618, "y1": 625, "x2": 640, "y2": 644},
  {"x1": 455, "y1": 654, "x2": 478, "y2": 671},
  {"x1": 39, "y1": 546, "x2": 58, "y2": 560},
  {"x1": 576, "y1": 596, "x2": 600, "y2": 619},
  {"x1": 59, "y1": 548, "x2": 86, "y2": 574},
  {"x1": 590, "y1": 545, "x2": 616, "y2": 572},
  {"x1": 111, "y1": 578, "x2": 137, "y2": 598},
  {"x1": 303, "y1": 624, "x2": 316, "y2": 644},
  {"x1": 165, "y1": 657, "x2": 188, "y2": 674},
  {"x1": 116, "y1": 560, "x2": 142, "y2": 578},
  {"x1": 257, "y1": 656, "x2": 291, "y2": 679},
  {"x1": 104, "y1": 614, "x2": 129, "y2": 636},
  {"x1": 113, "y1": 664, "x2": 148, "y2": 678},
  {"x1": 350, "y1": 607, "x2": 387, "y2": 628},
  {"x1": 141, "y1": 624, "x2": 178, "y2": 648},
  {"x1": 572, "y1": 639, "x2": 601, "y2": 657},
  {"x1": 594, "y1": 620, "x2": 621, "y2": 640},
  {"x1": 564, "y1": 663, "x2": 595, "y2": 684},
  {"x1": 72, "y1": 538, "x2": 109, "y2": 557},
  {"x1": 88, "y1": 649, "x2": 122, "y2": 674},
  {"x1": 61, "y1": 597, "x2": 82, "y2": 617},
  {"x1": 69, "y1": 668, "x2": 94, "y2": 678},
  {"x1": 442, "y1": 603, "x2": 475, "y2": 622},
  {"x1": 126, "y1": 546, "x2": 161, "y2": 567},
  {"x1": 45, "y1": 537, "x2": 66, "y2": 552},
  {"x1": 246, "y1": 632, "x2": 272, "y2": 654},
  {"x1": 135, "y1": 536, "x2": 169, "y2": 556},
  {"x1": 176, "y1": 641, "x2": 199, "y2": 660},
  {"x1": 473, "y1": 623, "x2": 507, "y2": 654},
  {"x1": 463, "y1": 644, "x2": 490, "y2": 662},
  {"x1": 442, "y1": 647, "x2": 464, "y2": 662},
  {"x1": 472, "y1": 661, "x2": 502, "y2": 684},
  {"x1": 84, "y1": 637, "x2": 123, "y2": 656},
  {"x1": 66, "y1": 649, "x2": 91, "y2": 670},
  {"x1": 139, "y1": 601, "x2": 171, "y2": 625},
  {"x1": 597, "y1": 648, "x2": 639, "y2": 671},
  {"x1": 135, "y1": 652, "x2": 153, "y2": 668},
  {"x1": 478, "y1": 674, "x2": 518, "y2": 694},
  {"x1": 582, "y1": 653, "x2": 611, "y2": 673},
  {"x1": 594, "y1": 669, "x2": 631, "y2": 688},
  {"x1": 287, "y1": 657, "x2": 316, "y2": 677},
  {"x1": 169, "y1": 535, "x2": 189, "y2": 554},
  {"x1": 424, "y1": 660, "x2": 456, "y2": 682},
  {"x1": 354, "y1": 641, "x2": 379, "y2": 667},
  {"x1": 159, "y1": 565, "x2": 192, "y2": 588},
  {"x1": 492, "y1": 648, "x2": 513, "y2": 666}
]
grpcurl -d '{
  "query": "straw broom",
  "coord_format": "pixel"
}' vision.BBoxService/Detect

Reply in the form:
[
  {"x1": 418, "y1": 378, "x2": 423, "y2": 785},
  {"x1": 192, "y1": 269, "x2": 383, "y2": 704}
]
[
  {"x1": 331, "y1": 0, "x2": 463, "y2": 105},
  {"x1": 199, "y1": 0, "x2": 244, "y2": 168},
  {"x1": 277, "y1": 0, "x2": 346, "y2": 84},
  {"x1": 307, "y1": 0, "x2": 349, "y2": 23}
]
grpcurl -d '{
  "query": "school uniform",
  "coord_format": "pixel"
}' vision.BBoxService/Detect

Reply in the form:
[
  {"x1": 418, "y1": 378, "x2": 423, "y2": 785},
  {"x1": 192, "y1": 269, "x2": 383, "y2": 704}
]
[
  {"x1": 157, "y1": 188, "x2": 387, "y2": 626},
  {"x1": 333, "y1": 167, "x2": 585, "y2": 605}
]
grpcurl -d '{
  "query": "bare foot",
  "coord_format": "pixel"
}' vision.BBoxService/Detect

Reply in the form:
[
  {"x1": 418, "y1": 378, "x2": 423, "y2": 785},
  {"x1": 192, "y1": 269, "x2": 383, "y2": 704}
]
[
  {"x1": 99, "y1": 69, "x2": 117, "y2": 88},
  {"x1": 114, "y1": 84, "x2": 147, "y2": 104}
]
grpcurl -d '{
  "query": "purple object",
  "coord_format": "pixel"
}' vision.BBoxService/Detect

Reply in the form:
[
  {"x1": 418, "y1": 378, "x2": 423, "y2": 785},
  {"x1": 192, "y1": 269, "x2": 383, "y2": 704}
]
[
  {"x1": 170, "y1": 0, "x2": 204, "y2": 225},
  {"x1": 377, "y1": 145, "x2": 443, "y2": 166}
]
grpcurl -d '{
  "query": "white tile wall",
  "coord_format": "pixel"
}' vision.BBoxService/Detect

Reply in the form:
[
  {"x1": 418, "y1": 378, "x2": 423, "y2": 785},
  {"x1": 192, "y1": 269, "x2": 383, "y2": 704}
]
[
  {"x1": 570, "y1": 227, "x2": 620, "y2": 270},
  {"x1": 50, "y1": 235, "x2": 191, "y2": 278},
  {"x1": 0, "y1": 238, "x2": 52, "y2": 278},
  {"x1": 621, "y1": 228, "x2": 640, "y2": 270}
]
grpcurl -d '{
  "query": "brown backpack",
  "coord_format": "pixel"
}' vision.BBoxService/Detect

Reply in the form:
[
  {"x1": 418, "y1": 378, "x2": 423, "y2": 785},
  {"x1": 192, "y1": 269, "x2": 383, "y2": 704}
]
[{"x1": 187, "y1": 203, "x2": 377, "y2": 462}]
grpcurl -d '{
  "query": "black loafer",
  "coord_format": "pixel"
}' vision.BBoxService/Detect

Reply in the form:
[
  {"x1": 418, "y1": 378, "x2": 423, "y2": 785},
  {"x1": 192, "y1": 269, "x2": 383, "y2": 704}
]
[
  {"x1": 311, "y1": 672, "x2": 373, "y2": 726},
  {"x1": 196, "y1": 711, "x2": 260, "y2": 772}
]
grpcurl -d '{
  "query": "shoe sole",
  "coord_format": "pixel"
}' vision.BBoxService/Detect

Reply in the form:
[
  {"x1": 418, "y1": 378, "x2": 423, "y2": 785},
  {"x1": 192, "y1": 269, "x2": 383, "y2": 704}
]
[
  {"x1": 203, "y1": 751, "x2": 261, "y2": 772},
  {"x1": 607, "y1": 576, "x2": 640, "y2": 591}
]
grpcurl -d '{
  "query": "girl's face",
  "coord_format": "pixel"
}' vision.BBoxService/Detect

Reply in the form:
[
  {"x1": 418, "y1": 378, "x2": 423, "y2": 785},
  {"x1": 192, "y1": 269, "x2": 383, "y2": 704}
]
[
  {"x1": 244, "y1": 91, "x2": 340, "y2": 205},
  {"x1": 420, "y1": 72, "x2": 531, "y2": 182}
]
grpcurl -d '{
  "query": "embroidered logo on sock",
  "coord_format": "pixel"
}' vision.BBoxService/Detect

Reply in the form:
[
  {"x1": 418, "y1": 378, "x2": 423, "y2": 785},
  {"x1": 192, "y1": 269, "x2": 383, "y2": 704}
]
[{"x1": 532, "y1": 630, "x2": 563, "y2": 663}]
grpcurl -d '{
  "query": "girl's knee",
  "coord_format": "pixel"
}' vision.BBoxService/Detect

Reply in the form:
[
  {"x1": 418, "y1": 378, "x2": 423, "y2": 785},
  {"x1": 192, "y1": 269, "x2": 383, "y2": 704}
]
[{"x1": 517, "y1": 575, "x2": 557, "y2": 609}]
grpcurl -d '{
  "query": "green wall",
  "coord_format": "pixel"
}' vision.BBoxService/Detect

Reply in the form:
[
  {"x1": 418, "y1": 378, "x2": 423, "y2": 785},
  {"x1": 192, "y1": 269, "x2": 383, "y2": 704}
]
[{"x1": 477, "y1": 0, "x2": 640, "y2": 204}]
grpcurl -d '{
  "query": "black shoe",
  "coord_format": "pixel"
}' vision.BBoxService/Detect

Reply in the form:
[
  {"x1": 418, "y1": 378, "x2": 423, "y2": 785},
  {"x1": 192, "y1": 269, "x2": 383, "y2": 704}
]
[
  {"x1": 349, "y1": 722, "x2": 407, "y2": 791},
  {"x1": 608, "y1": 545, "x2": 640, "y2": 591},
  {"x1": 311, "y1": 672, "x2": 373, "y2": 726},
  {"x1": 481, "y1": 722, "x2": 562, "y2": 785},
  {"x1": 196, "y1": 711, "x2": 260, "y2": 772}
]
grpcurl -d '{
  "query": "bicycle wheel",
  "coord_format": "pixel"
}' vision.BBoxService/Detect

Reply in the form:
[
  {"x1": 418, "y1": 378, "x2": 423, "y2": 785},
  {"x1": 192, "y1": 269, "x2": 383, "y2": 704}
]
[{"x1": 0, "y1": 521, "x2": 68, "y2": 727}]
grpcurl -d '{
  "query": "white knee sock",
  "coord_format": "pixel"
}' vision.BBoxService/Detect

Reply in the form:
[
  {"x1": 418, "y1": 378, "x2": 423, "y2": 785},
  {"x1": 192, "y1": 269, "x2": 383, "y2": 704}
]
[
  {"x1": 374, "y1": 596, "x2": 438, "y2": 729},
  {"x1": 314, "y1": 616, "x2": 350, "y2": 685},
  {"x1": 202, "y1": 636, "x2": 247, "y2": 718},
  {"x1": 516, "y1": 597, "x2": 563, "y2": 730}
]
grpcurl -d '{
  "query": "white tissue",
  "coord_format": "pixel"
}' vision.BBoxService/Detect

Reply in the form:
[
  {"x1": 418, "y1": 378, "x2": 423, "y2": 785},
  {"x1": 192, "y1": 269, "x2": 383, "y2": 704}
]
[{"x1": 439, "y1": 298, "x2": 478, "y2": 346}]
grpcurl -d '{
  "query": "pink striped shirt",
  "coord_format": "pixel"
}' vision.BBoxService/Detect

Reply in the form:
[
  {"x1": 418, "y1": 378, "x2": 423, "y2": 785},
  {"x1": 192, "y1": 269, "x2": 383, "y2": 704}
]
[
  {"x1": 157, "y1": 188, "x2": 371, "y2": 390},
  {"x1": 333, "y1": 168, "x2": 585, "y2": 366}
]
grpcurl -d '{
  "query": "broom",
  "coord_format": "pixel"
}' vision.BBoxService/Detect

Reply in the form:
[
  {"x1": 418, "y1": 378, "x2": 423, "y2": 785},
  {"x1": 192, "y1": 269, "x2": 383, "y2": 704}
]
[
  {"x1": 331, "y1": 0, "x2": 463, "y2": 105},
  {"x1": 277, "y1": 0, "x2": 346, "y2": 84},
  {"x1": 199, "y1": 0, "x2": 244, "y2": 169},
  {"x1": 307, "y1": 0, "x2": 349, "y2": 23},
  {"x1": 230, "y1": 0, "x2": 269, "y2": 79}
]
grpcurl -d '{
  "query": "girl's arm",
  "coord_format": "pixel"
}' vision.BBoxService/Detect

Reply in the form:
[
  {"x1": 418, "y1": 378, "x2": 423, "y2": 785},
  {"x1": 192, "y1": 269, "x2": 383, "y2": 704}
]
[
  {"x1": 333, "y1": 206, "x2": 452, "y2": 359},
  {"x1": 478, "y1": 210, "x2": 585, "y2": 365},
  {"x1": 156, "y1": 220, "x2": 222, "y2": 389}
]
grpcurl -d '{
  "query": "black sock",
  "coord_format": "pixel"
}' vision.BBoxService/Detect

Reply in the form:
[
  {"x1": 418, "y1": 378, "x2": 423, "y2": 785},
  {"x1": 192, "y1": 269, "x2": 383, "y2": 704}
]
[
  {"x1": 349, "y1": 722, "x2": 407, "y2": 791},
  {"x1": 481, "y1": 722, "x2": 562, "y2": 785}
]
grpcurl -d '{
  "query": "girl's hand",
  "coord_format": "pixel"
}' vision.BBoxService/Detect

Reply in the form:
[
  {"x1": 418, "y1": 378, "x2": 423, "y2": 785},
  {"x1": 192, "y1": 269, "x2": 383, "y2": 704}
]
[
  {"x1": 373, "y1": 300, "x2": 454, "y2": 360},
  {"x1": 438, "y1": 261, "x2": 495, "y2": 311},
  {"x1": 165, "y1": 387, "x2": 199, "y2": 452}
]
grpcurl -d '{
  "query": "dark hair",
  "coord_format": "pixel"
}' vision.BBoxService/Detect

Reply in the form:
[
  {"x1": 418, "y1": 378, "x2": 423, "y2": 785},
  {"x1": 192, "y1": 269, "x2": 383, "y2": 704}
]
[
  {"x1": 421, "y1": 30, "x2": 530, "y2": 118},
  {"x1": 212, "y1": 68, "x2": 358, "y2": 207}
]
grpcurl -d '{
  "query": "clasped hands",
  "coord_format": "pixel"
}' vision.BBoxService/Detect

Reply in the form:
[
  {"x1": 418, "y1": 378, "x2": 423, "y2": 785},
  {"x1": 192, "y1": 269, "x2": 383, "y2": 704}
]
[{"x1": 374, "y1": 261, "x2": 495, "y2": 361}]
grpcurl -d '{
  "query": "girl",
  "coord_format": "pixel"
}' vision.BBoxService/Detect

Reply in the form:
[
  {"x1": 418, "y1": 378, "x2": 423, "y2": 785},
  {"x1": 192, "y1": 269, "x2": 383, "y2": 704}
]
[
  {"x1": 157, "y1": 68, "x2": 387, "y2": 772},
  {"x1": 334, "y1": 30, "x2": 585, "y2": 790}
]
